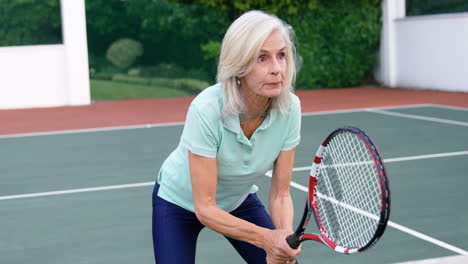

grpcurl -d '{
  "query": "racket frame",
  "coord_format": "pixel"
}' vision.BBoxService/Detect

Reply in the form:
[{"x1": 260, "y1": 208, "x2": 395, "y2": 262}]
[{"x1": 287, "y1": 126, "x2": 391, "y2": 254}]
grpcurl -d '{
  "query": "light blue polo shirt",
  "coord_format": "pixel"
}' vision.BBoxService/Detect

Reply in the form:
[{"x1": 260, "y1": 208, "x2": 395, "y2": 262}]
[{"x1": 157, "y1": 83, "x2": 301, "y2": 212}]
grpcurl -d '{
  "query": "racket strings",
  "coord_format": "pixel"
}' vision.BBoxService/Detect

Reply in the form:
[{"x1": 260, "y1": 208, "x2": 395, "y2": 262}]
[
  {"x1": 329, "y1": 136, "x2": 380, "y2": 245},
  {"x1": 328, "y1": 134, "x2": 380, "y2": 246},
  {"x1": 316, "y1": 132, "x2": 382, "y2": 249},
  {"x1": 334, "y1": 134, "x2": 381, "y2": 215},
  {"x1": 326, "y1": 134, "x2": 380, "y2": 214}
]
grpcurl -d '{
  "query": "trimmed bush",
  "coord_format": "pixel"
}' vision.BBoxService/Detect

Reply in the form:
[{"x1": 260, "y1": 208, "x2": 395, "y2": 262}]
[
  {"x1": 110, "y1": 74, "x2": 210, "y2": 95},
  {"x1": 106, "y1": 38, "x2": 143, "y2": 68},
  {"x1": 173, "y1": 78, "x2": 210, "y2": 93}
]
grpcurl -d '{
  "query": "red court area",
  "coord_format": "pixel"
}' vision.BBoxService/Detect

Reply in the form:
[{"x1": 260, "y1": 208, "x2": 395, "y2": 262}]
[{"x1": 1, "y1": 87, "x2": 468, "y2": 135}]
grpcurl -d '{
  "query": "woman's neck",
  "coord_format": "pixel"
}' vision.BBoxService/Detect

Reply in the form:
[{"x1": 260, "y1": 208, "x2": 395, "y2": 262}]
[{"x1": 240, "y1": 92, "x2": 271, "y2": 123}]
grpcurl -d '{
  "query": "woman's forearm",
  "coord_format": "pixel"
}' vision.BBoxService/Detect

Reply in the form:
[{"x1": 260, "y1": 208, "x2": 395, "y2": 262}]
[
  {"x1": 195, "y1": 203, "x2": 270, "y2": 249},
  {"x1": 188, "y1": 151, "x2": 270, "y2": 249},
  {"x1": 269, "y1": 194, "x2": 295, "y2": 232},
  {"x1": 269, "y1": 148, "x2": 296, "y2": 232}
]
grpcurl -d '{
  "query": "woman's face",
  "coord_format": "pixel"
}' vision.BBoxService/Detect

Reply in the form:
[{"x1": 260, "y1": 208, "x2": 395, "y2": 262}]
[{"x1": 240, "y1": 30, "x2": 287, "y2": 98}]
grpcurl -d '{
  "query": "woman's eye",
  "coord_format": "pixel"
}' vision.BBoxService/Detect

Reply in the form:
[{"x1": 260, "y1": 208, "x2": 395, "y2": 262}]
[
  {"x1": 278, "y1": 52, "x2": 286, "y2": 60},
  {"x1": 258, "y1": 55, "x2": 267, "y2": 62}
]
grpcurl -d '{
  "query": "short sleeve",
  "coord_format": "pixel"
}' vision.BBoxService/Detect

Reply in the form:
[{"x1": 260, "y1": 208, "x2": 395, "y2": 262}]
[
  {"x1": 180, "y1": 103, "x2": 219, "y2": 158},
  {"x1": 281, "y1": 95, "x2": 302, "y2": 151}
]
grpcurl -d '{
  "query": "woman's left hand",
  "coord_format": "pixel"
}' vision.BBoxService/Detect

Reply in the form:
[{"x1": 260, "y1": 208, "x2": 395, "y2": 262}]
[{"x1": 263, "y1": 229, "x2": 300, "y2": 264}]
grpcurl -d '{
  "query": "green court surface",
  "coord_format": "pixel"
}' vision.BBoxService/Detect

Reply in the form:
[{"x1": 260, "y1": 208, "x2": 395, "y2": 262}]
[{"x1": 1, "y1": 104, "x2": 467, "y2": 263}]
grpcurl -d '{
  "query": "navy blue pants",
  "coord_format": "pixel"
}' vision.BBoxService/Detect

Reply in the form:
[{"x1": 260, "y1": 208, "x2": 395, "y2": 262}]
[{"x1": 152, "y1": 184, "x2": 275, "y2": 263}]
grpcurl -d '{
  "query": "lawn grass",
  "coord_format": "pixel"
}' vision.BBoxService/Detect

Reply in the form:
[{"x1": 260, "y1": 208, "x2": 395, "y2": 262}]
[{"x1": 90, "y1": 79, "x2": 192, "y2": 101}]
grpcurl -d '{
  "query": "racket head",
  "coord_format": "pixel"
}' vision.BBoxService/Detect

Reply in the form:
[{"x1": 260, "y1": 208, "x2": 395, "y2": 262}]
[{"x1": 304, "y1": 126, "x2": 390, "y2": 254}]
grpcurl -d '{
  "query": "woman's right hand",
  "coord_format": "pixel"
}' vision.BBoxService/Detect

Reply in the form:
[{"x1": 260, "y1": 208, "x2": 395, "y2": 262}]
[{"x1": 262, "y1": 229, "x2": 300, "y2": 264}]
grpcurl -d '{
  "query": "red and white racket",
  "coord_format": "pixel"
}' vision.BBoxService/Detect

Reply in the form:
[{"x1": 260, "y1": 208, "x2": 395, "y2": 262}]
[{"x1": 286, "y1": 126, "x2": 390, "y2": 254}]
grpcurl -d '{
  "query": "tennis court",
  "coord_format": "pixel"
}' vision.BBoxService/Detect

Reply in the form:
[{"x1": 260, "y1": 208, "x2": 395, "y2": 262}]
[{"x1": 1, "y1": 99, "x2": 468, "y2": 263}]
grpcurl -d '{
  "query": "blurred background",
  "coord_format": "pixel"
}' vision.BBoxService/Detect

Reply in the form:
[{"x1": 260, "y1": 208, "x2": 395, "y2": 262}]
[{"x1": 0, "y1": 0, "x2": 467, "y2": 102}]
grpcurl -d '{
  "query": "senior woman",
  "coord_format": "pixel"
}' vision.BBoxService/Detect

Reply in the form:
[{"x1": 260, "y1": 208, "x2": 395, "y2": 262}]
[{"x1": 152, "y1": 10, "x2": 302, "y2": 264}]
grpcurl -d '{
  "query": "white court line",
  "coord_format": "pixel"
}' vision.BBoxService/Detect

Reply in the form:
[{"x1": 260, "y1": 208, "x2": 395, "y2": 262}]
[
  {"x1": 1, "y1": 150, "x2": 467, "y2": 201},
  {"x1": 429, "y1": 104, "x2": 468, "y2": 111},
  {"x1": 264, "y1": 163, "x2": 468, "y2": 256},
  {"x1": 292, "y1": 150, "x2": 468, "y2": 172},
  {"x1": 0, "y1": 182, "x2": 154, "y2": 201},
  {"x1": 301, "y1": 104, "x2": 435, "y2": 117},
  {"x1": 285, "y1": 150, "x2": 468, "y2": 255},
  {"x1": 0, "y1": 122, "x2": 184, "y2": 139},
  {"x1": 2, "y1": 150, "x2": 466, "y2": 201},
  {"x1": 1, "y1": 151, "x2": 468, "y2": 255},
  {"x1": 368, "y1": 109, "x2": 468, "y2": 127},
  {"x1": 1, "y1": 103, "x2": 466, "y2": 139},
  {"x1": 0, "y1": 104, "x2": 435, "y2": 139},
  {"x1": 393, "y1": 254, "x2": 468, "y2": 264}
]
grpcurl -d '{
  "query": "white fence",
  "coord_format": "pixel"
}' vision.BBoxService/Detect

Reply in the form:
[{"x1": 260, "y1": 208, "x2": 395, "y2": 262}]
[
  {"x1": 0, "y1": 0, "x2": 90, "y2": 109},
  {"x1": 377, "y1": 0, "x2": 468, "y2": 92}
]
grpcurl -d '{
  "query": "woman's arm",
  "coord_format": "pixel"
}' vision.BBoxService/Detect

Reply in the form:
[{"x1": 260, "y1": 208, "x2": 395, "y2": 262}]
[
  {"x1": 189, "y1": 151, "x2": 299, "y2": 263},
  {"x1": 268, "y1": 148, "x2": 300, "y2": 263},
  {"x1": 269, "y1": 148, "x2": 296, "y2": 232},
  {"x1": 189, "y1": 151, "x2": 266, "y2": 245}
]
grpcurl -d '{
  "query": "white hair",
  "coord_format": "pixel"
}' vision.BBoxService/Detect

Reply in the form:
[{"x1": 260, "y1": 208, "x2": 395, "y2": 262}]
[{"x1": 216, "y1": 10, "x2": 297, "y2": 118}]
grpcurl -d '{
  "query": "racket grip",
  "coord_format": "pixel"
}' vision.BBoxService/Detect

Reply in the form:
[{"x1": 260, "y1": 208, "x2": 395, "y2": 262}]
[{"x1": 286, "y1": 234, "x2": 301, "y2": 249}]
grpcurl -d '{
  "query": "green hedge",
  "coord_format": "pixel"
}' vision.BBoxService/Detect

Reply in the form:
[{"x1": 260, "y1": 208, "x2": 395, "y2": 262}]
[
  {"x1": 406, "y1": 0, "x2": 468, "y2": 16},
  {"x1": 195, "y1": 0, "x2": 382, "y2": 89},
  {"x1": 1, "y1": 0, "x2": 382, "y2": 93},
  {"x1": 110, "y1": 74, "x2": 210, "y2": 94},
  {"x1": 86, "y1": 0, "x2": 382, "y2": 90},
  {"x1": 0, "y1": 0, "x2": 62, "y2": 47},
  {"x1": 287, "y1": 1, "x2": 382, "y2": 89}
]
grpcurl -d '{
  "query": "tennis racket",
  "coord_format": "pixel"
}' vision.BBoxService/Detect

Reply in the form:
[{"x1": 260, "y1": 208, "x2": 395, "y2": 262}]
[{"x1": 286, "y1": 126, "x2": 390, "y2": 254}]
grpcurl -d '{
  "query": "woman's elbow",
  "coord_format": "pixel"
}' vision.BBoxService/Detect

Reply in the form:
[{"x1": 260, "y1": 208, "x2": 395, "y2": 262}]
[{"x1": 193, "y1": 204, "x2": 214, "y2": 226}]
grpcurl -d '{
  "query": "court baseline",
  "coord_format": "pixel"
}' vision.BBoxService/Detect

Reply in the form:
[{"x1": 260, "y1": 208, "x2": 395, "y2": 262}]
[
  {"x1": 2, "y1": 103, "x2": 467, "y2": 258},
  {"x1": 367, "y1": 109, "x2": 468, "y2": 127},
  {"x1": 1, "y1": 103, "x2": 455, "y2": 139},
  {"x1": 1, "y1": 150, "x2": 467, "y2": 257},
  {"x1": 1, "y1": 150, "x2": 466, "y2": 201}
]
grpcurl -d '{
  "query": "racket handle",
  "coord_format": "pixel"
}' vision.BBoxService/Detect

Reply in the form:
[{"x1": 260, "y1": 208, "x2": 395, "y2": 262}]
[{"x1": 286, "y1": 234, "x2": 301, "y2": 249}]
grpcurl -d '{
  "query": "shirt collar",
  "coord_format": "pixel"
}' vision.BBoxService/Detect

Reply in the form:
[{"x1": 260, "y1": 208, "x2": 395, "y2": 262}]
[
  {"x1": 222, "y1": 114, "x2": 241, "y2": 134},
  {"x1": 222, "y1": 108, "x2": 277, "y2": 134}
]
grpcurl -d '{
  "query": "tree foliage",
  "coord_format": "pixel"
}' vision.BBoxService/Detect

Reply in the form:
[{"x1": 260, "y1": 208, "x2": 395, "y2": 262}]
[
  {"x1": 85, "y1": 0, "x2": 231, "y2": 79},
  {"x1": 289, "y1": 0, "x2": 382, "y2": 88},
  {"x1": 1, "y1": 0, "x2": 383, "y2": 89},
  {"x1": 0, "y1": 0, "x2": 62, "y2": 46},
  {"x1": 163, "y1": 0, "x2": 383, "y2": 88},
  {"x1": 406, "y1": 0, "x2": 468, "y2": 16}
]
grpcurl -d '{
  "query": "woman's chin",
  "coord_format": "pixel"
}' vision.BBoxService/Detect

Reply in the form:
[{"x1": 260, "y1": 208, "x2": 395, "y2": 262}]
[{"x1": 265, "y1": 88, "x2": 282, "y2": 98}]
